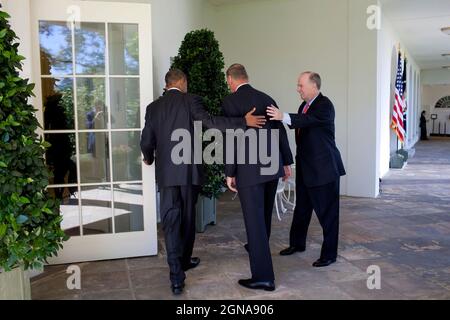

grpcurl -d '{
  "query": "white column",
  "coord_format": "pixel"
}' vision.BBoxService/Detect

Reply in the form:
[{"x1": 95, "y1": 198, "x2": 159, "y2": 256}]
[{"x1": 346, "y1": 0, "x2": 380, "y2": 197}]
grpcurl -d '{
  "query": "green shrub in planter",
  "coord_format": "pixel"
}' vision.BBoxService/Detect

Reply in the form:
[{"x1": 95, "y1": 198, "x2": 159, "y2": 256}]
[
  {"x1": 171, "y1": 29, "x2": 229, "y2": 199},
  {"x1": 0, "y1": 9, "x2": 68, "y2": 272}
]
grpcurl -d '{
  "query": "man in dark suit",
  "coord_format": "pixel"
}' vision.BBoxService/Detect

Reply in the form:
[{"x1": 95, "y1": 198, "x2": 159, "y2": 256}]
[
  {"x1": 140, "y1": 69, "x2": 266, "y2": 295},
  {"x1": 267, "y1": 71, "x2": 346, "y2": 267},
  {"x1": 223, "y1": 64, "x2": 293, "y2": 291}
]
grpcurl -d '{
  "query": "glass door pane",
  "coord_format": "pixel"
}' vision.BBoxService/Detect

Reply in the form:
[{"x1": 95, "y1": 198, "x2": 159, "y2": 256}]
[
  {"x1": 75, "y1": 23, "x2": 106, "y2": 75},
  {"x1": 108, "y1": 23, "x2": 139, "y2": 75},
  {"x1": 39, "y1": 21, "x2": 73, "y2": 75}
]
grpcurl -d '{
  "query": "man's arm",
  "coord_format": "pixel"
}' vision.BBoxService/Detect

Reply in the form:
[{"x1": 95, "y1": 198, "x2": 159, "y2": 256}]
[
  {"x1": 270, "y1": 102, "x2": 294, "y2": 166},
  {"x1": 267, "y1": 101, "x2": 334, "y2": 129},
  {"x1": 140, "y1": 107, "x2": 156, "y2": 165},
  {"x1": 190, "y1": 95, "x2": 265, "y2": 131},
  {"x1": 221, "y1": 99, "x2": 238, "y2": 180}
]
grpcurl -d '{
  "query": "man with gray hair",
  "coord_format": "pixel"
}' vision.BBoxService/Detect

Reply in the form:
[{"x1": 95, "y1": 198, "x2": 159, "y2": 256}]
[
  {"x1": 223, "y1": 63, "x2": 293, "y2": 291},
  {"x1": 267, "y1": 71, "x2": 345, "y2": 267}
]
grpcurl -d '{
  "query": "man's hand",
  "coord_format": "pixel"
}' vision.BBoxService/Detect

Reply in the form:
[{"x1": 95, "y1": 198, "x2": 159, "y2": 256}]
[
  {"x1": 283, "y1": 165, "x2": 292, "y2": 181},
  {"x1": 266, "y1": 105, "x2": 284, "y2": 121},
  {"x1": 226, "y1": 177, "x2": 238, "y2": 193},
  {"x1": 245, "y1": 107, "x2": 266, "y2": 128}
]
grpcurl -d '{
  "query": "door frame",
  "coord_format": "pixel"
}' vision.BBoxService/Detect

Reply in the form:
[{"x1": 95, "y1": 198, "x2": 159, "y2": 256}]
[{"x1": 30, "y1": 0, "x2": 157, "y2": 263}]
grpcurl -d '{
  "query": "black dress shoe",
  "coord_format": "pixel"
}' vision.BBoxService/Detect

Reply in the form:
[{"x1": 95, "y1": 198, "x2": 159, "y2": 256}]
[
  {"x1": 244, "y1": 243, "x2": 249, "y2": 253},
  {"x1": 312, "y1": 258, "x2": 336, "y2": 267},
  {"x1": 279, "y1": 246, "x2": 306, "y2": 256},
  {"x1": 238, "y1": 278, "x2": 275, "y2": 291},
  {"x1": 182, "y1": 257, "x2": 200, "y2": 271},
  {"x1": 171, "y1": 282, "x2": 185, "y2": 295}
]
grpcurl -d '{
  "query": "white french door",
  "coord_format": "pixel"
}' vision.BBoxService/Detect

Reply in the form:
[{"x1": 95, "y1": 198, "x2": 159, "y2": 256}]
[{"x1": 31, "y1": 0, "x2": 157, "y2": 263}]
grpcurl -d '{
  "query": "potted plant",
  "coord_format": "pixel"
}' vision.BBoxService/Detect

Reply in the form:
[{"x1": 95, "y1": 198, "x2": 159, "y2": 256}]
[
  {"x1": 0, "y1": 8, "x2": 67, "y2": 299},
  {"x1": 171, "y1": 29, "x2": 229, "y2": 232}
]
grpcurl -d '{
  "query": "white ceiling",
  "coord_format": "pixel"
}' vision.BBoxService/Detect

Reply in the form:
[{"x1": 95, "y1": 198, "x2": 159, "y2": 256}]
[{"x1": 380, "y1": 0, "x2": 450, "y2": 70}]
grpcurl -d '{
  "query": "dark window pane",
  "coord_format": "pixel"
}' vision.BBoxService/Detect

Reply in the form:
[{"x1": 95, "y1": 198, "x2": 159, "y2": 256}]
[
  {"x1": 45, "y1": 133, "x2": 77, "y2": 185},
  {"x1": 42, "y1": 78, "x2": 74, "y2": 130}
]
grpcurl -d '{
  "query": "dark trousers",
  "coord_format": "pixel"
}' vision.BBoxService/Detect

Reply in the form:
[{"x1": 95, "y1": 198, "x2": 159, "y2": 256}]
[
  {"x1": 420, "y1": 126, "x2": 428, "y2": 140},
  {"x1": 159, "y1": 185, "x2": 200, "y2": 284},
  {"x1": 290, "y1": 169, "x2": 340, "y2": 260},
  {"x1": 238, "y1": 179, "x2": 278, "y2": 282}
]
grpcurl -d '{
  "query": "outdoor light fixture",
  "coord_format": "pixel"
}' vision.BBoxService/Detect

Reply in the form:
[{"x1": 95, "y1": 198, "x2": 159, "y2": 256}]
[{"x1": 441, "y1": 27, "x2": 450, "y2": 35}]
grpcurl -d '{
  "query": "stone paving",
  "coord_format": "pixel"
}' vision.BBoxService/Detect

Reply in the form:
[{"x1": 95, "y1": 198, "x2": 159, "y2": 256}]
[{"x1": 31, "y1": 139, "x2": 450, "y2": 300}]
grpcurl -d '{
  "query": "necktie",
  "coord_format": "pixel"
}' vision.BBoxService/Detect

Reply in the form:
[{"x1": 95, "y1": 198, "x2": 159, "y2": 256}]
[{"x1": 296, "y1": 103, "x2": 310, "y2": 141}]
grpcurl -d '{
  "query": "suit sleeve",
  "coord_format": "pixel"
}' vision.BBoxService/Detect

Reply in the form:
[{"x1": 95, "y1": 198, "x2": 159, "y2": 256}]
[
  {"x1": 269, "y1": 101, "x2": 293, "y2": 166},
  {"x1": 221, "y1": 99, "x2": 238, "y2": 178},
  {"x1": 288, "y1": 100, "x2": 334, "y2": 129},
  {"x1": 190, "y1": 95, "x2": 246, "y2": 132},
  {"x1": 140, "y1": 106, "x2": 156, "y2": 165}
]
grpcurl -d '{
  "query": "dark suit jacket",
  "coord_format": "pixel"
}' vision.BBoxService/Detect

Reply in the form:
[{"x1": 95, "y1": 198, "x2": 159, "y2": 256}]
[
  {"x1": 222, "y1": 84, "x2": 293, "y2": 188},
  {"x1": 140, "y1": 89, "x2": 246, "y2": 188},
  {"x1": 288, "y1": 93, "x2": 346, "y2": 188}
]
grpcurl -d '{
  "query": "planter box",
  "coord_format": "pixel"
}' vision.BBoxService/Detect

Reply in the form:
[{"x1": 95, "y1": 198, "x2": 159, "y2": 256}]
[
  {"x1": 389, "y1": 153, "x2": 406, "y2": 169},
  {"x1": 0, "y1": 267, "x2": 31, "y2": 300},
  {"x1": 195, "y1": 196, "x2": 216, "y2": 233}
]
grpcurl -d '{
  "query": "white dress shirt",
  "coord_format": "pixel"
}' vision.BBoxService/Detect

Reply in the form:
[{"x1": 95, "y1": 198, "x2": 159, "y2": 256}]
[{"x1": 282, "y1": 93, "x2": 320, "y2": 125}]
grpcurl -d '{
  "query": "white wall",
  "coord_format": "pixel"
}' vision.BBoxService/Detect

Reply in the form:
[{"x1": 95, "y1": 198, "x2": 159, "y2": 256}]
[
  {"x1": 422, "y1": 84, "x2": 450, "y2": 135},
  {"x1": 147, "y1": 0, "x2": 211, "y2": 97},
  {"x1": 0, "y1": 0, "x2": 33, "y2": 82},
  {"x1": 377, "y1": 5, "x2": 421, "y2": 179},
  {"x1": 421, "y1": 69, "x2": 450, "y2": 135},
  {"x1": 422, "y1": 69, "x2": 450, "y2": 85},
  {"x1": 208, "y1": 0, "x2": 384, "y2": 197}
]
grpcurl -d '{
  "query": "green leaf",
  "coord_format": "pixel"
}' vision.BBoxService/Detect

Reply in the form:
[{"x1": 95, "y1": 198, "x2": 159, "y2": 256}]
[
  {"x1": 0, "y1": 29, "x2": 7, "y2": 39},
  {"x1": 41, "y1": 141, "x2": 51, "y2": 148},
  {"x1": 19, "y1": 197, "x2": 30, "y2": 204},
  {"x1": 42, "y1": 207, "x2": 53, "y2": 214},
  {"x1": 34, "y1": 226, "x2": 42, "y2": 237},
  {"x1": 0, "y1": 224, "x2": 7, "y2": 238},
  {"x1": 0, "y1": 11, "x2": 11, "y2": 19},
  {"x1": 16, "y1": 215, "x2": 28, "y2": 224},
  {"x1": 0, "y1": 161, "x2": 7, "y2": 168},
  {"x1": 6, "y1": 88, "x2": 17, "y2": 97},
  {"x1": 11, "y1": 170, "x2": 22, "y2": 177}
]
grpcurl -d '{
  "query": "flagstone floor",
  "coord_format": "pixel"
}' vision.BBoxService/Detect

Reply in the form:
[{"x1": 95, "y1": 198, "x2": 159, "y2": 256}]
[{"x1": 31, "y1": 138, "x2": 450, "y2": 300}]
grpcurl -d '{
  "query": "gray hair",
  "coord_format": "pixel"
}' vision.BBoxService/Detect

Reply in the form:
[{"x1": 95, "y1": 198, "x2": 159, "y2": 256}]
[
  {"x1": 226, "y1": 63, "x2": 249, "y2": 80},
  {"x1": 301, "y1": 71, "x2": 321, "y2": 90}
]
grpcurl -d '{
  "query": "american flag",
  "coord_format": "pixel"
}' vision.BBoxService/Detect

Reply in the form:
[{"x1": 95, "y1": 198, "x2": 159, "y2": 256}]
[{"x1": 391, "y1": 52, "x2": 406, "y2": 143}]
